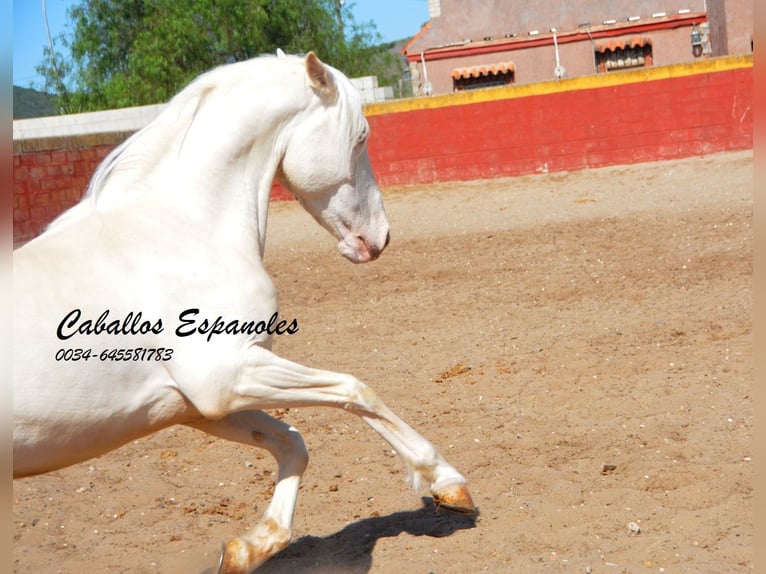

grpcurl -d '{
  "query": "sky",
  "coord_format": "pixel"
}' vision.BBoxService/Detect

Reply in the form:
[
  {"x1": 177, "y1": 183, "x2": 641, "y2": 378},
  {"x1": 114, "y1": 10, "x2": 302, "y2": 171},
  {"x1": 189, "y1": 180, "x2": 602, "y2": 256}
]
[{"x1": 12, "y1": 0, "x2": 431, "y2": 88}]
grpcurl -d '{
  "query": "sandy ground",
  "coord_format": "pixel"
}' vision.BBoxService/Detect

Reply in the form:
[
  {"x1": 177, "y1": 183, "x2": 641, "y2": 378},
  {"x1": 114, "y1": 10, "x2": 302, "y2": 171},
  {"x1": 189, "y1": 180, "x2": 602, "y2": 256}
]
[{"x1": 13, "y1": 150, "x2": 752, "y2": 573}]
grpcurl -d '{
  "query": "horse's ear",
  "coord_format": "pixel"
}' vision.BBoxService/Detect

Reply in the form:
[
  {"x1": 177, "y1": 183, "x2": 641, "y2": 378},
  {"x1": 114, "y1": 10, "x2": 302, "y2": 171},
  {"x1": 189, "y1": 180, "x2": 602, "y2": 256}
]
[{"x1": 306, "y1": 51, "x2": 336, "y2": 98}]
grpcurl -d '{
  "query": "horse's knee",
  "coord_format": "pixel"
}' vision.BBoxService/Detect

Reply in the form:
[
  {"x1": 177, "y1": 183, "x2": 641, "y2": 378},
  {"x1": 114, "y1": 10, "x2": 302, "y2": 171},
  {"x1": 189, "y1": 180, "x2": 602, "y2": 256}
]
[{"x1": 341, "y1": 376, "x2": 384, "y2": 415}]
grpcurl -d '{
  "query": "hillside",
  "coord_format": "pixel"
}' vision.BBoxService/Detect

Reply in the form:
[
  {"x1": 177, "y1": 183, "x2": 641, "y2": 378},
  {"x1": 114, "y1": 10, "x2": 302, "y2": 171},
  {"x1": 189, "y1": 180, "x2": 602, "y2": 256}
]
[{"x1": 13, "y1": 86, "x2": 57, "y2": 119}]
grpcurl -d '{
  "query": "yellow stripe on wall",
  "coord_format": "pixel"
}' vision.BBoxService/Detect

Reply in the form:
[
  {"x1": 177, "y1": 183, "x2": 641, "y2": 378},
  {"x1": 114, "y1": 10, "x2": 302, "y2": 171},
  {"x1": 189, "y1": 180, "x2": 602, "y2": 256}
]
[{"x1": 363, "y1": 54, "x2": 753, "y2": 117}]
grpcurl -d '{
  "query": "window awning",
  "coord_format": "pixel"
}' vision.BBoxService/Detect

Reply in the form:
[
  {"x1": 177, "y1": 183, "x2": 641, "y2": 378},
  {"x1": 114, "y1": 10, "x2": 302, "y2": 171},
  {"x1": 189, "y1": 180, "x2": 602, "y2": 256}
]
[
  {"x1": 451, "y1": 62, "x2": 515, "y2": 79},
  {"x1": 596, "y1": 36, "x2": 652, "y2": 53}
]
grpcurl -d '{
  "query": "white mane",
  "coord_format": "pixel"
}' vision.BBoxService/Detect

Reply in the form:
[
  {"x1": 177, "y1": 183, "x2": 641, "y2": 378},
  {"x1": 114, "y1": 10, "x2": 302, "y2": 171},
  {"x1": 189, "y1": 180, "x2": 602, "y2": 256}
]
[{"x1": 47, "y1": 54, "x2": 312, "y2": 231}]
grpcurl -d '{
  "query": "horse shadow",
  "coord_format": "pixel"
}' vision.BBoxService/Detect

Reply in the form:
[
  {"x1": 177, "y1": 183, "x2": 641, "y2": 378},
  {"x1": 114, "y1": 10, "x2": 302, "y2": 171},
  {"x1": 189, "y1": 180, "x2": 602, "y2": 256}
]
[{"x1": 199, "y1": 498, "x2": 478, "y2": 574}]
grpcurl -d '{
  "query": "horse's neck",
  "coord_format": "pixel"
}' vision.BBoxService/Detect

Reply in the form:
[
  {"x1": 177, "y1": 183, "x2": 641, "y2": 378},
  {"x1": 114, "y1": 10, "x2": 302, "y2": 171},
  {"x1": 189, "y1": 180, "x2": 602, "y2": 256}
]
[
  {"x1": 101, "y1": 89, "x2": 291, "y2": 255},
  {"x1": 161, "y1": 135, "x2": 279, "y2": 255}
]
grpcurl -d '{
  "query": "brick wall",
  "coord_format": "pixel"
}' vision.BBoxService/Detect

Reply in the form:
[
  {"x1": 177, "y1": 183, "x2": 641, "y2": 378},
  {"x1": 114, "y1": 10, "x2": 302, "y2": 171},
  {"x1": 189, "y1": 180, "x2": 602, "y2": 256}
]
[
  {"x1": 13, "y1": 55, "x2": 752, "y2": 248},
  {"x1": 13, "y1": 141, "x2": 114, "y2": 247},
  {"x1": 365, "y1": 56, "x2": 753, "y2": 187}
]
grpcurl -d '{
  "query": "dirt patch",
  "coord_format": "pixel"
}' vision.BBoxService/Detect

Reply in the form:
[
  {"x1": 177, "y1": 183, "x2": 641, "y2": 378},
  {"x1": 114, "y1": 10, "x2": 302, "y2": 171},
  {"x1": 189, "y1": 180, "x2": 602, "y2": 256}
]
[{"x1": 13, "y1": 151, "x2": 752, "y2": 573}]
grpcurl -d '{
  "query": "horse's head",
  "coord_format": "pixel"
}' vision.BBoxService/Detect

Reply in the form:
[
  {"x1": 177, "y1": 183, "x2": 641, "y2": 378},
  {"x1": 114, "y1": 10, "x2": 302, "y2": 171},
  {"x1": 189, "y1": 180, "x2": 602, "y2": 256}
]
[{"x1": 277, "y1": 53, "x2": 390, "y2": 264}]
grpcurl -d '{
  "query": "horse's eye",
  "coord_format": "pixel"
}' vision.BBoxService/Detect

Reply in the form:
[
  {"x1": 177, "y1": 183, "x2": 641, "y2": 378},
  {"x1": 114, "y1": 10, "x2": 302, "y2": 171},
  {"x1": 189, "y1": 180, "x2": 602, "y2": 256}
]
[{"x1": 356, "y1": 126, "x2": 369, "y2": 147}]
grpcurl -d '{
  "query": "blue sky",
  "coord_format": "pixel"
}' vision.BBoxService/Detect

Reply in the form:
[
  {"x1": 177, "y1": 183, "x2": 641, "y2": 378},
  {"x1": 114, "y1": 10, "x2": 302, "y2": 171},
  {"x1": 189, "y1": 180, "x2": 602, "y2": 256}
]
[{"x1": 13, "y1": 0, "x2": 430, "y2": 88}]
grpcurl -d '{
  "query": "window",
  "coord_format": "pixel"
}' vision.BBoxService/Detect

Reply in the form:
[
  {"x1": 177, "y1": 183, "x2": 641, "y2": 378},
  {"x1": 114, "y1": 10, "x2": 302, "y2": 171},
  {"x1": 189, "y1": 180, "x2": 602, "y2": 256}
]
[
  {"x1": 595, "y1": 37, "x2": 653, "y2": 72},
  {"x1": 451, "y1": 62, "x2": 515, "y2": 91}
]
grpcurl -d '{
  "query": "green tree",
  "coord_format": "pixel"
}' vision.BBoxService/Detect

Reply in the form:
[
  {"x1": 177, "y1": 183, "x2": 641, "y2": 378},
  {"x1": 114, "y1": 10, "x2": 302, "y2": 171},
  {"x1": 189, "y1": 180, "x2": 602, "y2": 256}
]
[{"x1": 37, "y1": 0, "x2": 400, "y2": 113}]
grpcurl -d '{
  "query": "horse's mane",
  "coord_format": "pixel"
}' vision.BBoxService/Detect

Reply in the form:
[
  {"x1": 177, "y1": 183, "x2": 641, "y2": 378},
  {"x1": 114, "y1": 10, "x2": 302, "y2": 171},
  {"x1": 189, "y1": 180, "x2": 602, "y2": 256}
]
[
  {"x1": 83, "y1": 68, "x2": 230, "y2": 203},
  {"x1": 46, "y1": 52, "x2": 362, "y2": 232},
  {"x1": 45, "y1": 77, "x2": 220, "y2": 231},
  {"x1": 45, "y1": 56, "x2": 286, "y2": 231}
]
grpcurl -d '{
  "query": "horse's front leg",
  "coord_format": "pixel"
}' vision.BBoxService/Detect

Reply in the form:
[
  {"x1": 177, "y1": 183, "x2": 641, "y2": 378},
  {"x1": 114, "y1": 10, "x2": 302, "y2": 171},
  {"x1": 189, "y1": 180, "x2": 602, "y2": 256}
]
[
  {"x1": 187, "y1": 410, "x2": 308, "y2": 574},
  {"x1": 224, "y1": 346, "x2": 475, "y2": 512}
]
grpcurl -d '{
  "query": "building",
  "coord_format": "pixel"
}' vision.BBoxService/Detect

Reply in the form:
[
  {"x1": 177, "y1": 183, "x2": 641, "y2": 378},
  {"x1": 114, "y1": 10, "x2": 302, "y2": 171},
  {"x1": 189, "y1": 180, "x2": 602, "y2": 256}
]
[{"x1": 402, "y1": 0, "x2": 752, "y2": 95}]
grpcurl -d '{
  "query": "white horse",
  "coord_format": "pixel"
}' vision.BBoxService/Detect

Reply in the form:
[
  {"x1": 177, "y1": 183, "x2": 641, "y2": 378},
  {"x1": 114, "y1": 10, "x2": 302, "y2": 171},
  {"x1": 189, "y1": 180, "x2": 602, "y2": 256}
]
[{"x1": 13, "y1": 52, "x2": 475, "y2": 573}]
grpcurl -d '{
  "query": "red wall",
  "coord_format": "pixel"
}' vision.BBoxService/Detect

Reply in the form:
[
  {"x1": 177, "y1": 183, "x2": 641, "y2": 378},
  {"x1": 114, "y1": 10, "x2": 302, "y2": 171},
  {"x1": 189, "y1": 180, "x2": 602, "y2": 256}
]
[
  {"x1": 14, "y1": 146, "x2": 112, "y2": 247},
  {"x1": 13, "y1": 58, "x2": 752, "y2": 247},
  {"x1": 366, "y1": 64, "x2": 753, "y2": 187}
]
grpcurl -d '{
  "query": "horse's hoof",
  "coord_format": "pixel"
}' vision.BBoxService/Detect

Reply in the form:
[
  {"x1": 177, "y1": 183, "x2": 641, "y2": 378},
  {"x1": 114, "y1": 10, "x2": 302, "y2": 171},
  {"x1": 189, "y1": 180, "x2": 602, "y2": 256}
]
[
  {"x1": 216, "y1": 522, "x2": 291, "y2": 574},
  {"x1": 432, "y1": 483, "x2": 477, "y2": 514},
  {"x1": 217, "y1": 538, "x2": 259, "y2": 574}
]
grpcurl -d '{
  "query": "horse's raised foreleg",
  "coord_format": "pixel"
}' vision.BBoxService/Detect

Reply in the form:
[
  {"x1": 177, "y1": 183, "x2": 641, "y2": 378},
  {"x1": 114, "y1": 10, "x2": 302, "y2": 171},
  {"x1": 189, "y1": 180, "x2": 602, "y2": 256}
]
[
  {"x1": 187, "y1": 410, "x2": 308, "y2": 574},
  {"x1": 225, "y1": 346, "x2": 475, "y2": 512}
]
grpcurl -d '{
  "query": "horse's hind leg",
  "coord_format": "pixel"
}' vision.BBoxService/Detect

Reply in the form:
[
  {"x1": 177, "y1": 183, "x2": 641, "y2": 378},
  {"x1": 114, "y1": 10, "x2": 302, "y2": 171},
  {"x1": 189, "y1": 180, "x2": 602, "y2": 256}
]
[{"x1": 187, "y1": 410, "x2": 308, "y2": 574}]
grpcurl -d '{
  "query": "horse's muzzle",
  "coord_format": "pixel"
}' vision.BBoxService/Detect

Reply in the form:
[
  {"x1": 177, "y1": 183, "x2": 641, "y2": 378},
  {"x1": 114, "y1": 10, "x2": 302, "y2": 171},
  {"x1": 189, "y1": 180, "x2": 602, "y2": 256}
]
[{"x1": 340, "y1": 230, "x2": 390, "y2": 263}]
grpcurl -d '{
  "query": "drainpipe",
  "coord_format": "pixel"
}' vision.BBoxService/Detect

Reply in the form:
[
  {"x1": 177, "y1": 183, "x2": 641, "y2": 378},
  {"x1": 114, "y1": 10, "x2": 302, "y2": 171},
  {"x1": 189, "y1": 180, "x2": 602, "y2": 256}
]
[
  {"x1": 551, "y1": 28, "x2": 566, "y2": 79},
  {"x1": 420, "y1": 51, "x2": 432, "y2": 95}
]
